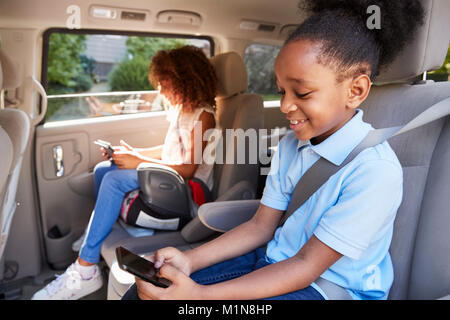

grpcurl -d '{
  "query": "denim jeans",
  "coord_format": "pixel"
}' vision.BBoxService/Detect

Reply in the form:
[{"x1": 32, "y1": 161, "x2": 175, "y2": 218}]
[
  {"x1": 79, "y1": 161, "x2": 139, "y2": 263},
  {"x1": 121, "y1": 248, "x2": 324, "y2": 300}
]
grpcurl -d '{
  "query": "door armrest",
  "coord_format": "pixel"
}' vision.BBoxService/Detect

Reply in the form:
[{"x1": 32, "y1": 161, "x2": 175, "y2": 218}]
[{"x1": 197, "y1": 199, "x2": 260, "y2": 232}]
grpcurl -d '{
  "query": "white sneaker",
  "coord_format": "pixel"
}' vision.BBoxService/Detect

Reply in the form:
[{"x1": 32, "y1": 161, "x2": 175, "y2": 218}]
[
  {"x1": 72, "y1": 231, "x2": 87, "y2": 252},
  {"x1": 31, "y1": 263, "x2": 103, "y2": 300}
]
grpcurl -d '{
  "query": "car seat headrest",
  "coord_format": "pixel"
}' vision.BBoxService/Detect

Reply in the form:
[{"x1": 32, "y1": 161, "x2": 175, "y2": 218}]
[
  {"x1": 210, "y1": 52, "x2": 248, "y2": 99},
  {"x1": 0, "y1": 49, "x2": 21, "y2": 90},
  {"x1": 376, "y1": 0, "x2": 450, "y2": 83}
]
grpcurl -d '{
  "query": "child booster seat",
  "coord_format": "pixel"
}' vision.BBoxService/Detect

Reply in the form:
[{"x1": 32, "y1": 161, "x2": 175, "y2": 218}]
[{"x1": 120, "y1": 163, "x2": 212, "y2": 231}]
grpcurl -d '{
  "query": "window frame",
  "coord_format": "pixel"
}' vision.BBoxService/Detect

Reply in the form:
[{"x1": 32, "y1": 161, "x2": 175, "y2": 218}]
[{"x1": 40, "y1": 27, "x2": 214, "y2": 122}]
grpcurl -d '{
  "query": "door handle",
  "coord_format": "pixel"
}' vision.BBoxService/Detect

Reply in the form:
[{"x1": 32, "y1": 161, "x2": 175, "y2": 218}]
[{"x1": 53, "y1": 145, "x2": 64, "y2": 177}]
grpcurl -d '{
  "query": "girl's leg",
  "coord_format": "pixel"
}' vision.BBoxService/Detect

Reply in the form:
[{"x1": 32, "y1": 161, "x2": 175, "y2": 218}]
[
  {"x1": 93, "y1": 161, "x2": 117, "y2": 199},
  {"x1": 72, "y1": 161, "x2": 116, "y2": 255},
  {"x1": 79, "y1": 168, "x2": 139, "y2": 264}
]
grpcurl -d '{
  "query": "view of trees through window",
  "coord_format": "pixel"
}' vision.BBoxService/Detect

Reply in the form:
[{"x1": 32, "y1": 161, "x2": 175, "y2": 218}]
[
  {"x1": 244, "y1": 43, "x2": 281, "y2": 102},
  {"x1": 45, "y1": 32, "x2": 211, "y2": 122}
]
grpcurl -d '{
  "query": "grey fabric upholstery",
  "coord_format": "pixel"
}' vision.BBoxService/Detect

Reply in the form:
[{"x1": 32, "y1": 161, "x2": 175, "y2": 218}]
[
  {"x1": 408, "y1": 118, "x2": 450, "y2": 299},
  {"x1": 198, "y1": 199, "x2": 259, "y2": 233},
  {"x1": 210, "y1": 51, "x2": 248, "y2": 98},
  {"x1": 0, "y1": 108, "x2": 30, "y2": 264},
  {"x1": 0, "y1": 127, "x2": 13, "y2": 221},
  {"x1": 375, "y1": 0, "x2": 450, "y2": 83},
  {"x1": 212, "y1": 93, "x2": 264, "y2": 199},
  {"x1": 0, "y1": 49, "x2": 30, "y2": 279},
  {"x1": 209, "y1": 51, "x2": 264, "y2": 199},
  {"x1": 358, "y1": 81, "x2": 450, "y2": 299}
]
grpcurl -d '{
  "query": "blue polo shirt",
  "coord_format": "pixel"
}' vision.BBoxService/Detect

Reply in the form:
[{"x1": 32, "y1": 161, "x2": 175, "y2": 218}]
[{"x1": 261, "y1": 109, "x2": 403, "y2": 300}]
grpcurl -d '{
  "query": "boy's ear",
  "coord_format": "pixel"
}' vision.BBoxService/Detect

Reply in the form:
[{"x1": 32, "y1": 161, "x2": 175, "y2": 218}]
[{"x1": 346, "y1": 74, "x2": 371, "y2": 110}]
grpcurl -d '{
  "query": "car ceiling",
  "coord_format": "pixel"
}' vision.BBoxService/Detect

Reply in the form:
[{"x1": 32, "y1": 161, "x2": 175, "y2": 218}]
[{"x1": 0, "y1": 0, "x2": 306, "y2": 44}]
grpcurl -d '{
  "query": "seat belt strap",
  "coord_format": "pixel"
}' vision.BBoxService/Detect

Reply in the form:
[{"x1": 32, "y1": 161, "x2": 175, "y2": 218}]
[
  {"x1": 280, "y1": 97, "x2": 450, "y2": 226},
  {"x1": 315, "y1": 277, "x2": 353, "y2": 300}
]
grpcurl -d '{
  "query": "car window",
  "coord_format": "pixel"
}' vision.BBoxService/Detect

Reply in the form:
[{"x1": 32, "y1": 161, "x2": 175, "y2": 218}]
[
  {"x1": 244, "y1": 43, "x2": 281, "y2": 103},
  {"x1": 42, "y1": 30, "x2": 213, "y2": 122}
]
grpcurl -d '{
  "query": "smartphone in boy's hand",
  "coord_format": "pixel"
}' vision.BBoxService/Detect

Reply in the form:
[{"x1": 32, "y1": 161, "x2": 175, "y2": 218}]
[{"x1": 115, "y1": 246, "x2": 172, "y2": 288}]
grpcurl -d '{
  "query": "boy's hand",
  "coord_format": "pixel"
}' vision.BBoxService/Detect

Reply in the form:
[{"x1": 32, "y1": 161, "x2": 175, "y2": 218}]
[
  {"x1": 137, "y1": 247, "x2": 200, "y2": 300},
  {"x1": 153, "y1": 247, "x2": 192, "y2": 276},
  {"x1": 135, "y1": 264, "x2": 204, "y2": 300}
]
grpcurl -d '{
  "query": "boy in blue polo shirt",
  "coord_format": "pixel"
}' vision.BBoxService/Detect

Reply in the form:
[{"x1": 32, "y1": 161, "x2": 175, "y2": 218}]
[{"x1": 123, "y1": 0, "x2": 424, "y2": 300}]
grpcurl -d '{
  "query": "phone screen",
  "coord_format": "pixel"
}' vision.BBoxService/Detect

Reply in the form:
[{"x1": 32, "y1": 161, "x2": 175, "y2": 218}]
[{"x1": 116, "y1": 247, "x2": 171, "y2": 288}]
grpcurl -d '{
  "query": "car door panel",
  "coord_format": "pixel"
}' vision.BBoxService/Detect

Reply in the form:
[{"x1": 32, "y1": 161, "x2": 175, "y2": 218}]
[{"x1": 34, "y1": 112, "x2": 168, "y2": 268}]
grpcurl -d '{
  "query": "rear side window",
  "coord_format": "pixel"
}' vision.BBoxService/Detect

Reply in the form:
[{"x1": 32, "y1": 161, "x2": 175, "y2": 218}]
[
  {"x1": 244, "y1": 43, "x2": 281, "y2": 102},
  {"x1": 42, "y1": 29, "x2": 213, "y2": 122}
]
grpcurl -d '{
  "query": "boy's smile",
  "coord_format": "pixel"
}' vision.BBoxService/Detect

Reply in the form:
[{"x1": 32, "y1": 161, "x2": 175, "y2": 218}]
[{"x1": 274, "y1": 39, "x2": 365, "y2": 145}]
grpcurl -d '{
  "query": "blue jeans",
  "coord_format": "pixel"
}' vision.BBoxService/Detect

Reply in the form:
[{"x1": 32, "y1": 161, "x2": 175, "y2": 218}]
[
  {"x1": 79, "y1": 161, "x2": 139, "y2": 263},
  {"x1": 121, "y1": 248, "x2": 324, "y2": 300}
]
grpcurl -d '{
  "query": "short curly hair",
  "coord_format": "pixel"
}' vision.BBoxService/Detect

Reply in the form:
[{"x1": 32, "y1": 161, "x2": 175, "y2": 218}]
[
  {"x1": 287, "y1": 0, "x2": 425, "y2": 82},
  {"x1": 149, "y1": 45, "x2": 217, "y2": 112}
]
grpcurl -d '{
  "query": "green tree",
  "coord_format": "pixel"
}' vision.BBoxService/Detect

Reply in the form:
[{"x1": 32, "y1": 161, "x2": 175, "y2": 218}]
[
  {"x1": 126, "y1": 36, "x2": 187, "y2": 59},
  {"x1": 108, "y1": 56, "x2": 153, "y2": 91},
  {"x1": 244, "y1": 44, "x2": 280, "y2": 97},
  {"x1": 47, "y1": 33, "x2": 92, "y2": 94},
  {"x1": 108, "y1": 37, "x2": 187, "y2": 91}
]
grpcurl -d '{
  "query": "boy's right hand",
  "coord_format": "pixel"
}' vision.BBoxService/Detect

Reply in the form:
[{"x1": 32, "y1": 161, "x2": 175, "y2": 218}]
[{"x1": 150, "y1": 247, "x2": 192, "y2": 277}]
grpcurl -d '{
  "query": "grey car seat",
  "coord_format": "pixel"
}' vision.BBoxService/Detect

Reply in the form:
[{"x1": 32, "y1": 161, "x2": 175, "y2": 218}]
[
  {"x1": 358, "y1": 0, "x2": 449, "y2": 299},
  {"x1": 198, "y1": 0, "x2": 450, "y2": 300},
  {"x1": 101, "y1": 51, "x2": 264, "y2": 299},
  {"x1": 0, "y1": 49, "x2": 31, "y2": 280}
]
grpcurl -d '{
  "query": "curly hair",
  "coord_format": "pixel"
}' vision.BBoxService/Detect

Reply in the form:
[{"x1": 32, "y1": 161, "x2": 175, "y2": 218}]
[
  {"x1": 149, "y1": 45, "x2": 217, "y2": 113},
  {"x1": 286, "y1": 0, "x2": 425, "y2": 81}
]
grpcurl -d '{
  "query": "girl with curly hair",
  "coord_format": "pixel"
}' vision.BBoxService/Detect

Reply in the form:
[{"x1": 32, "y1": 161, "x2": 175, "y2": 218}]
[
  {"x1": 124, "y1": 0, "x2": 425, "y2": 300},
  {"x1": 32, "y1": 45, "x2": 218, "y2": 300}
]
